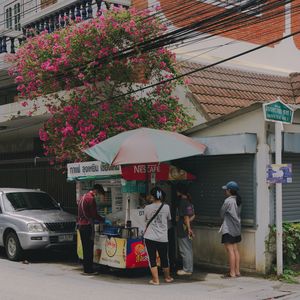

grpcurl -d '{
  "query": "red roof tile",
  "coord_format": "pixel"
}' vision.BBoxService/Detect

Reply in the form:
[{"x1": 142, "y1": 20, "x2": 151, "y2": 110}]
[{"x1": 178, "y1": 61, "x2": 296, "y2": 120}]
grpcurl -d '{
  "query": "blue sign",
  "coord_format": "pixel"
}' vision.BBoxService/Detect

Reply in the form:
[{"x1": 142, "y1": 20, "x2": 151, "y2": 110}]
[{"x1": 266, "y1": 164, "x2": 292, "y2": 184}]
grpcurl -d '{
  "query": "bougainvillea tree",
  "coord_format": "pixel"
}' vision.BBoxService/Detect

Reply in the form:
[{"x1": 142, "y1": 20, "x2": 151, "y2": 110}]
[{"x1": 8, "y1": 6, "x2": 193, "y2": 165}]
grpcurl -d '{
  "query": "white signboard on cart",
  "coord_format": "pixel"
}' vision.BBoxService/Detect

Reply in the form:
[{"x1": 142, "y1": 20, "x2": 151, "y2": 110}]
[{"x1": 67, "y1": 161, "x2": 121, "y2": 178}]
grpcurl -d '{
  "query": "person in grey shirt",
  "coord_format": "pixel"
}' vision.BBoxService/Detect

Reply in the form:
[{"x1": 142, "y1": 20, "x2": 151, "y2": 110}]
[
  {"x1": 144, "y1": 187, "x2": 174, "y2": 285},
  {"x1": 220, "y1": 181, "x2": 242, "y2": 278}
]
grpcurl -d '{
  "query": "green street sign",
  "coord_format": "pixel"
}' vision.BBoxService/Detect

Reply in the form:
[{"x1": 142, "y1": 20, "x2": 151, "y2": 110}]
[{"x1": 263, "y1": 99, "x2": 294, "y2": 124}]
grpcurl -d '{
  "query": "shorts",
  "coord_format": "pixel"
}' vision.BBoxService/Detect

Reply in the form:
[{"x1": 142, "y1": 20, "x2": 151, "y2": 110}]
[{"x1": 221, "y1": 233, "x2": 241, "y2": 244}]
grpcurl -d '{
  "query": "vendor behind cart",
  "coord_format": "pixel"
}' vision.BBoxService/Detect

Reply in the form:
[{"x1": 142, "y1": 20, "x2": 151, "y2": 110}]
[{"x1": 77, "y1": 184, "x2": 105, "y2": 275}]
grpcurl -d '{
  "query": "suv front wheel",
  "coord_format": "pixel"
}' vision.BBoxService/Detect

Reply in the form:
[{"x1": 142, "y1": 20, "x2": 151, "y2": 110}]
[{"x1": 5, "y1": 232, "x2": 23, "y2": 261}]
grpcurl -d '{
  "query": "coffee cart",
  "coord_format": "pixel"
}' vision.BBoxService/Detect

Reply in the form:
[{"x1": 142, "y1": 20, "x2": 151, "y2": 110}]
[
  {"x1": 67, "y1": 160, "x2": 150, "y2": 269},
  {"x1": 67, "y1": 160, "x2": 196, "y2": 269}
]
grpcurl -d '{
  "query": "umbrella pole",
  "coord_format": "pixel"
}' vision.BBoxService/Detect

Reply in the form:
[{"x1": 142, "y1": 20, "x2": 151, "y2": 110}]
[
  {"x1": 146, "y1": 163, "x2": 149, "y2": 195},
  {"x1": 126, "y1": 196, "x2": 131, "y2": 228}
]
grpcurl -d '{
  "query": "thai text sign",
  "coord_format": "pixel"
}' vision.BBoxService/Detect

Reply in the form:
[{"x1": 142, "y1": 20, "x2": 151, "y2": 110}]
[
  {"x1": 263, "y1": 100, "x2": 294, "y2": 124},
  {"x1": 67, "y1": 161, "x2": 120, "y2": 178},
  {"x1": 266, "y1": 164, "x2": 292, "y2": 184}
]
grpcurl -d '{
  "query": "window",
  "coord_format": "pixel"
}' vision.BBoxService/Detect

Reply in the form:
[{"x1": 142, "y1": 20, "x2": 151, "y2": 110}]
[
  {"x1": 4, "y1": 192, "x2": 60, "y2": 212},
  {"x1": 6, "y1": 7, "x2": 12, "y2": 29},
  {"x1": 5, "y1": 2, "x2": 21, "y2": 30},
  {"x1": 14, "y1": 3, "x2": 21, "y2": 31}
]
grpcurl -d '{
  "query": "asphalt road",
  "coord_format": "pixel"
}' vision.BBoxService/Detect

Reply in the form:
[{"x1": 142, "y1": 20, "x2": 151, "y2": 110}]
[{"x1": 1, "y1": 248, "x2": 300, "y2": 300}]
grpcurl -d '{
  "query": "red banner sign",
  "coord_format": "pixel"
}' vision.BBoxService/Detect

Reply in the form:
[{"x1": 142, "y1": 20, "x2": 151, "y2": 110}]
[{"x1": 121, "y1": 163, "x2": 195, "y2": 181}]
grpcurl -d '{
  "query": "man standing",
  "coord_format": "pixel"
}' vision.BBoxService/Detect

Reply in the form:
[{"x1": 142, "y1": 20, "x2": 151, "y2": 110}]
[
  {"x1": 176, "y1": 184, "x2": 195, "y2": 276},
  {"x1": 77, "y1": 184, "x2": 105, "y2": 275}
]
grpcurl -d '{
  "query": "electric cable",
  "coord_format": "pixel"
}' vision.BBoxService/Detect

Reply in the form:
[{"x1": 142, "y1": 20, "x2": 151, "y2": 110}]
[
  {"x1": 104, "y1": 28, "x2": 300, "y2": 101},
  {"x1": 0, "y1": 1, "x2": 296, "y2": 86}
]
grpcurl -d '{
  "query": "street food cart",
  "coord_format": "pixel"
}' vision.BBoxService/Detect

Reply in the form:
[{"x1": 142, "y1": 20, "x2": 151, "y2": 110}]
[{"x1": 67, "y1": 160, "x2": 196, "y2": 269}]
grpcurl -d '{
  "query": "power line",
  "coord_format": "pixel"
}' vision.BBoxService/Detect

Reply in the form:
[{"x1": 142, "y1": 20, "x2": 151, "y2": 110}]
[
  {"x1": 0, "y1": 0, "x2": 296, "y2": 88},
  {"x1": 105, "y1": 28, "x2": 300, "y2": 101},
  {"x1": 9, "y1": 0, "x2": 292, "y2": 82}
]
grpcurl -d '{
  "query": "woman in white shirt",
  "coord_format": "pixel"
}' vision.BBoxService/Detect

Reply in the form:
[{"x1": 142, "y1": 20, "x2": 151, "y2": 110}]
[{"x1": 144, "y1": 187, "x2": 174, "y2": 285}]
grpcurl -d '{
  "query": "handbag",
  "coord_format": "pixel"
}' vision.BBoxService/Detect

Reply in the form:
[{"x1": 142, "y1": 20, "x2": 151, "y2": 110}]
[{"x1": 143, "y1": 202, "x2": 165, "y2": 237}]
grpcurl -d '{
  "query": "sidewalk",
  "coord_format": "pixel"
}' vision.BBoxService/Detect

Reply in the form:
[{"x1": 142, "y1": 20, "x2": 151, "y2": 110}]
[
  {"x1": 172, "y1": 271, "x2": 300, "y2": 300},
  {"x1": 89, "y1": 265, "x2": 300, "y2": 300}
]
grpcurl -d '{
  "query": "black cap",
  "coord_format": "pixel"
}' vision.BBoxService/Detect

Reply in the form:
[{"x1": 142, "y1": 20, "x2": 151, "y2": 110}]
[{"x1": 93, "y1": 184, "x2": 105, "y2": 194}]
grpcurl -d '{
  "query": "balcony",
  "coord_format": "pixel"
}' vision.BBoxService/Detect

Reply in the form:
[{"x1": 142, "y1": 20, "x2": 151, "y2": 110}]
[
  {"x1": 0, "y1": 0, "x2": 131, "y2": 55},
  {"x1": 22, "y1": 0, "x2": 131, "y2": 36}
]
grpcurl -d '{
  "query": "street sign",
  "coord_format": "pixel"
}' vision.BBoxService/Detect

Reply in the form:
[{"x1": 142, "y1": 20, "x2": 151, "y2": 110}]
[
  {"x1": 263, "y1": 98, "x2": 294, "y2": 276},
  {"x1": 263, "y1": 99, "x2": 294, "y2": 124}
]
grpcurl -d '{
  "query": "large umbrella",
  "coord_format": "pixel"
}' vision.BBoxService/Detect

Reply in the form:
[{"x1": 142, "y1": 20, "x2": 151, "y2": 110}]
[{"x1": 84, "y1": 127, "x2": 206, "y2": 165}]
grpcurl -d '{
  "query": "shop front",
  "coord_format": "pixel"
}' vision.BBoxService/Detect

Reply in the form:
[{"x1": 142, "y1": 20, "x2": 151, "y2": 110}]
[
  {"x1": 183, "y1": 104, "x2": 300, "y2": 274},
  {"x1": 67, "y1": 160, "x2": 196, "y2": 270}
]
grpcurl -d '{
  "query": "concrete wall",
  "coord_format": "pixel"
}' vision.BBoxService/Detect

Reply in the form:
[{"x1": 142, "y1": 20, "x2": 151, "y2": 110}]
[
  {"x1": 188, "y1": 108, "x2": 266, "y2": 143},
  {"x1": 193, "y1": 226, "x2": 256, "y2": 271}
]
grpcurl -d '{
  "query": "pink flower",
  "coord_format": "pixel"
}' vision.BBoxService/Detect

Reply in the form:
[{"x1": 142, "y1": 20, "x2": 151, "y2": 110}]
[
  {"x1": 15, "y1": 75, "x2": 23, "y2": 83},
  {"x1": 158, "y1": 116, "x2": 167, "y2": 124},
  {"x1": 91, "y1": 111, "x2": 99, "y2": 118},
  {"x1": 98, "y1": 131, "x2": 106, "y2": 140},
  {"x1": 39, "y1": 129, "x2": 49, "y2": 141},
  {"x1": 159, "y1": 61, "x2": 167, "y2": 69},
  {"x1": 126, "y1": 120, "x2": 135, "y2": 128},
  {"x1": 21, "y1": 101, "x2": 28, "y2": 107},
  {"x1": 61, "y1": 122, "x2": 74, "y2": 137},
  {"x1": 78, "y1": 73, "x2": 85, "y2": 80},
  {"x1": 156, "y1": 104, "x2": 168, "y2": 112},
  {"x1": 184, "y1": 77, "x2": 192, "y2": 85},
  {"x1": 100, "y1": 102, "x2": 109, "y2": 111},
  {"x1": 63, "y1": 106, "x2": 73, "y2": 113},
  {"x1": 89, "y1": 139, "x2": 99, "y2": 147}
]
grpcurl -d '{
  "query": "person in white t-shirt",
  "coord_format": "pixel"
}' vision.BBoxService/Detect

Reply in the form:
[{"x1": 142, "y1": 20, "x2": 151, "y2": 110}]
[{"x1": 144, "y1": 187, "x2": 174, "y2": 285}]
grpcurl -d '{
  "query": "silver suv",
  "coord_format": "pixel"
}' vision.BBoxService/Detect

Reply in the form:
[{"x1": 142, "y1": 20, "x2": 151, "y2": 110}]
[{"x1": 0, "y1": 188, "x2": 76, "y2": 261}]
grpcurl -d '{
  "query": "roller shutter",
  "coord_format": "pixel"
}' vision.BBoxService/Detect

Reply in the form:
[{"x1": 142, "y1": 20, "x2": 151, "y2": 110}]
[
  {"x1": 177, "y1": 154, "x2": 256, "y2": 226},
  {"x1": 282, "y1": 154, "x2": 300, "y2": 222}
]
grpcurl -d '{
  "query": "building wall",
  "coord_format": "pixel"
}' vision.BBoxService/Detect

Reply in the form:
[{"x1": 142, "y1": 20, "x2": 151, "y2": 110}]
[
  {"x1": 187, "y1": 107, "x2": 272, "y2": 273},
  {"x1": 188, "y1": 108, "x2": 266, "y2": 142}
]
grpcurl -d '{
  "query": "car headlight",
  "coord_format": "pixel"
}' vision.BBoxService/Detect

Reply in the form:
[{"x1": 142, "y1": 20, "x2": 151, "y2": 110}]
[{"x1": 27, "y1": 223, "x2": 45, "y2": 232}]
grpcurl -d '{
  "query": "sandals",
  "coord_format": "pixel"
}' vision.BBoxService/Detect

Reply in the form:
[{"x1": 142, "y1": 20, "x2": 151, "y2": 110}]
[
  {"x1": 221, "y1": 273, "x2": 236, "y2": 279},
  {"x1": 149, "y1": 278, "x2": 174, "y2": 285}
]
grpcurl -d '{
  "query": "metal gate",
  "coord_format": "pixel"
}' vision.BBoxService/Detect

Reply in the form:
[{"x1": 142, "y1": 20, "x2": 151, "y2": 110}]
[{"x1": 0, "y1": 163, "x2": 76, "y2": 214}]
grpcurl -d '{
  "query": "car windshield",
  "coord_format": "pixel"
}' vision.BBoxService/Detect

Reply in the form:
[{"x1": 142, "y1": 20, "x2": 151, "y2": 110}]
[{"x1": 4, "y1": 192, "x2": 60, "y2": 212}]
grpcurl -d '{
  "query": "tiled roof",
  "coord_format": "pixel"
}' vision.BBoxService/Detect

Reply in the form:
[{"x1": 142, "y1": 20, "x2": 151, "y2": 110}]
[{"x1": 179, "y1": 61, "x2": 296, "y2": 120}]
